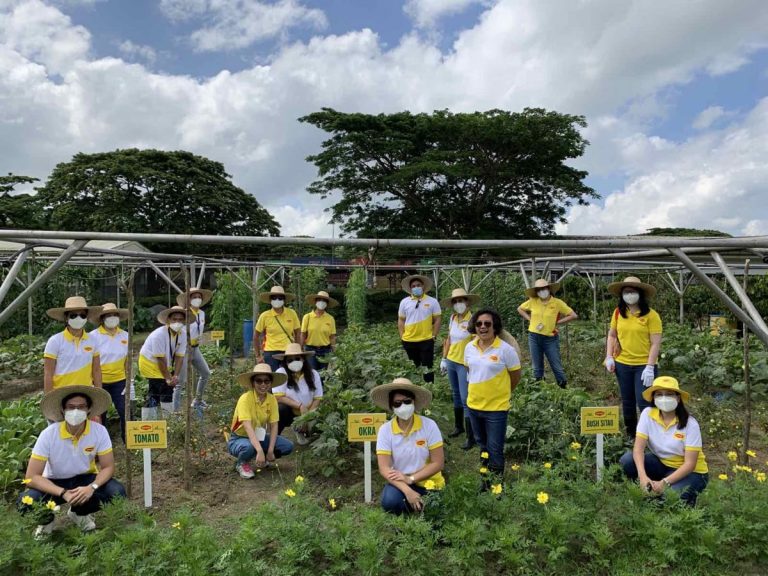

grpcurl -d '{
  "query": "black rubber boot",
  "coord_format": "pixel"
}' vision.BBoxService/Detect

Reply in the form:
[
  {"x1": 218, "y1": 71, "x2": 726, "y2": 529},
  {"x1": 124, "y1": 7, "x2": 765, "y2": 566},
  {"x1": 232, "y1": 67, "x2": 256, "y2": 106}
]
[
  {"x1": 448, "y1": 407, "x2": 464, "y2": 437},
  {"x1": 461, "y1": 418, "x2": 476, "y2": 450}
]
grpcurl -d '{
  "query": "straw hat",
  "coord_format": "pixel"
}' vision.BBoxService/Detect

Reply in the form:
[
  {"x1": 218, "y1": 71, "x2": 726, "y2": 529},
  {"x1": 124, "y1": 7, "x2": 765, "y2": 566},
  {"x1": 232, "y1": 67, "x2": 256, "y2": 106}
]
[
  {"x1": 259, "y1": 285, "x2": 295, "y2": 304},
  {"x1": 642, "y1": 375, "x2": 690, "y2": 403},
  {"x1": 401, "y1": 274, "x2": 433, "y2": 294},
  {"x1": 524, "y1": 278, "x2": 561, "y2": 299},
  {"x1": 236, "y1": 363, "x2": 288, "y2": 388},
  {"x1": 41, "y1": 385, "x2": 112, "y2": 422},
  {"x1": 273, "y1": 342, "x2": 315, "y2": 361},
  {"x1": 46, "y1": 296, "x2": 101, "y2": 323},
  {"x1": 499, "y1": 329, "x2": 522, "y2": 359},
  {"x1": 370, "y1": 377, "x2": 432, "y2": 411},
  {"x1": 305, "y1": 290, "x2": 339, "y2": 308},
  {"x1": 607, "y1": 276, "x2": 657, "y2": 298},
  {"x1": 89, "y1": 302, "x2": 129, "y2": 325},
  {"x1": 157, "y1": 306, "x2": 188, "y2": 324},
  {"x1": 439, "y1": 288, "x2": 480, "y2": 308},
  {"x1": 176, "y1": 289, "x2": 213, "y2": 308}
]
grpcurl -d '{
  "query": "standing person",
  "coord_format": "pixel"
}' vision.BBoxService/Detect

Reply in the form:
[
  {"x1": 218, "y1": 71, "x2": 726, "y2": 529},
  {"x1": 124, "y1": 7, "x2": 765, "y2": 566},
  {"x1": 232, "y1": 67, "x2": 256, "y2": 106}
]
[
  {"x1": 89, "y1": 303, "x2": 130, "y2": 441},
  {"x1": 43, "y1": 296, "x2": 103, "y2": 393},
  {"x1": 439, "y1": 288, "x2": 480, "y2": 449},
  {"x1": 517, "y1": 279, "x2": 578, "y2": 388},
  {"x1": 398, "y1": 274, "x2": 442, "y2": 383},
  {"x1": 464, "y1": 308, "x2": 522, "y2": 489},
  {"x1": 605, "y1": 276, "x2": 663, "y2": 439},
  {"x1": 272, "y1": 343, "x2": 323, "y2": 445},
  {"x1": 301, "y1": 290, "x2": 338, "y2": 371},
  {"x1": 174, "y1": 288, "x2": 213, "y2": 409},
  {"x1": 254, "y1": 286, "x2": 300, "y2": 372},
  {"x1": 138, "y1": 306, "x2": 187, "y2": 414}
]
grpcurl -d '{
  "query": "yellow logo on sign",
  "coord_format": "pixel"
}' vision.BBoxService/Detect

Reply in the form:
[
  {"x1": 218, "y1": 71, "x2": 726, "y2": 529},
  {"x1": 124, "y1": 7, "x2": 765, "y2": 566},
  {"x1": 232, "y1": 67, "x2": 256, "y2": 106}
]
[
  {"x1": 126, "y1": 420, "x2": 168, "y2": 449},
  {"x1": 580, "y1": 407, "x2": 620, "y2": 435},
  {"x1": 347, "y1": 413, "x2": 387, "y2": 442},
  {"x1": 211, "y1": 330, "x2": 225, "y2": 341}
]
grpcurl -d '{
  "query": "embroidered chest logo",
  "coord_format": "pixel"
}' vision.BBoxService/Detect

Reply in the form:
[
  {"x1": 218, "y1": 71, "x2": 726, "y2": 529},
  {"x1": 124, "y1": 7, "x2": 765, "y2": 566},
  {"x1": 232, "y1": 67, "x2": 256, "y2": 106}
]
[
  {"x1": 415, "y1": 439, "x2": 426, "y2": 447},
  {"x1": 83, "y1": 446, "x2": 95, "y2": 453},
  {"x1": 488, "y1": 355, "x2": 499, "y2": 362},
  {"x1": 673, "y1": 432, "x2": 685, "y2": 440},
  {"x1": 636, "y1": 318, "x2": 647, "y2": 326},
  {"x1": 120, "y1": 339, "x2": 128, "y2": 345},
  {"x1": 423, "y1": 303, "x2": 430, "y2": 309},
  {"x1": 84, "y1": 346, "x2": 94, "y2": 352}
]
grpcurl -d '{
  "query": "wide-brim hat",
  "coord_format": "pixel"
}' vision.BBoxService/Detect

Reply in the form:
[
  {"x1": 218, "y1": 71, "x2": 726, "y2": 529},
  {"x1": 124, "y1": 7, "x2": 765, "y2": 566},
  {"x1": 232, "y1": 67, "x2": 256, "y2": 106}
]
[
  {"x1": 642, "y1": 375, "x2": 690, "y2": 403},
  {"x1": 440, "y1": 288, "x2": 480, "y2": 308},
  {"x1": 157, "y1": 306, "x2": 188, "y2": 324},
  {"x1": 370, "y1": 378, "x2": 432, "y2": 411},
  {"x1": 608, "y1": 276, "x2": 657, "y2": 298},
  {"x1": 401, "y1": 274, "x2": 433, "y2": 294},
  {"x1": 305, "y1": 290, "x2": 339, "y2": 308},
  {"x1": 89, "y1": 302, "x2": 129, "y2": 325},
  {"x1": 46, "y1": 296, "x2": 101, "y2": 323},
  {"x1": 176, "y1": 289, "x2": 213, "y2": 308},
  {"x1": 41, "y1": 385, "x2": 112, "y2": 422},
  {"x1": 273, "y1": 342, "x2": 315, "y2": 361},
  {"x1": 259, "y1": 285, "x2": 295, "y2": 304},
  {"x1": 236, "y1": 363, "x2": 288, "y2": 388},
  {"x1": 499, "y1": 330, "x2": 522, "y2": 359},
  {"x1": 524, "y1": 278, "x2": 561, "y2": 299}
]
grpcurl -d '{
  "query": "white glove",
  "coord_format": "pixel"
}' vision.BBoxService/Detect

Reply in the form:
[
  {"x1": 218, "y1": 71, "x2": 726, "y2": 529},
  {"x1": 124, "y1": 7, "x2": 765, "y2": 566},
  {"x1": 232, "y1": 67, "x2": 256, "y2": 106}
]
[
  {"x1": 641, "y1": 365, "x2": 655, "y2": 387},
  {"x1": 439, "y1": 359, "x2": 448, "y2": 374},
  {"x1": 604, "y1": 357, "x2": 615, "y2": 373}
]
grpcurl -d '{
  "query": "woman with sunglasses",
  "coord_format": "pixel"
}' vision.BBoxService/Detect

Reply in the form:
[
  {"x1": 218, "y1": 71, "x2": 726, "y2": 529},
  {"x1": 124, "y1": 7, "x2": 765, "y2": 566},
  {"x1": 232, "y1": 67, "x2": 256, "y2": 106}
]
[
  {"x1": 254, "y1": 286, "x2": 300, "y2": 371},
  {"x1": 464, "y1": 308, "x2": 522, "y2": 489},
  {"x1": 371, "y1": 378, "x2": 445, "y2": 514},
  {"x1": 272, "y1": 343, "x2": 323, "y2": 445}
]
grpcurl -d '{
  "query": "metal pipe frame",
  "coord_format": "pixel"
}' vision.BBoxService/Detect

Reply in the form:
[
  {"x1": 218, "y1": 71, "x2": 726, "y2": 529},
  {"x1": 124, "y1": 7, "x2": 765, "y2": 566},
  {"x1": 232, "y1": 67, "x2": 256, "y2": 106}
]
[
  {"x1": 146, "y1": 260, "x2": 183, "y2": 294},
  {"x1": 711, "y1": 252, "x2": 768, "y2": 338},
  {"x1": 0, "y1": 248, "x2": 29, "y2": 306}
]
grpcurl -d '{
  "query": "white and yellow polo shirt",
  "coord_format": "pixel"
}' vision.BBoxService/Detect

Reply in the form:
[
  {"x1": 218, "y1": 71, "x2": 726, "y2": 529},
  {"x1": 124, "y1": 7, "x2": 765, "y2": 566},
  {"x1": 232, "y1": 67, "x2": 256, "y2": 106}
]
[
  {"x1": 43, "y1": 329, "x2": 100, "y2": 389},
  {"x1": 30, "y1": 420, "x2": 113, "y2": 479},
  {"x1": 89, "y1": 326, "x2": 129, "y2": 384},
  {"x1": 519, "y1": 297, "x2": 573, "y2": 336},
  {"x1": 446, "y1": 311, "x2": 473, "y2": 363},
  {"x1": 464, "y1": 337, "x2": 522, "y2": 412},
  {"x1": 637, "y1": 407, "x2": 708, "y2": 474},
  {"x1": 611, "y1": 307, "x2": 662, "y2": 365},
  {"x1": 376, "y1": 414, "x2": 445, "y2": 489},
  {"x1": 273, "y1": 367, "x2": 324, "y2": 413},
  {"x1": 255, "y1": 308, "x2": 300, "y2": 351},
  {"x1": 301, "y1": 311, "x2": 336, "y2": 347},
  {"x1": 398, "y1": 295, "x2": 441, "y2": 342},
  {"x1": 189, "y1": 309, "x2": 206, "y2": 347},
  {"x1": 138, "y1": 325, "x2": 186, "y2": 380}
]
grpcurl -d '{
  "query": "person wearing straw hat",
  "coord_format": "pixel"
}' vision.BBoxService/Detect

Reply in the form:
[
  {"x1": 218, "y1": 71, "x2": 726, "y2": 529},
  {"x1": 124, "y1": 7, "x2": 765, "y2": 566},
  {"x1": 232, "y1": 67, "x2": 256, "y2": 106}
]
[
  {"x1": 301, "y1": 290, "x2": 338, "y2": 371},
  {"x1": 174, "y1": 288, "x2": 214, "y2": 410},
  {"x1": 398, "y1": 274, "x2": 442, "y2": 384},
  {"x1": 619, "y1": 376, "x2": 708, "y2": 506},
  {"x1": 517, "y1": 278, "x2": 578, "y2": 389},
  {"x1": 439, "y1": 288, "x2": 480, "y2": 449},
  {"x1": 138, "y1": 306, "x2": 188, "y2": 413},
  {"x1": 605, "y1": 276, "x2": 663, "y2": 438},
  {"x1": 43, "y1": 296, "x2": 103, "y2": 394},
  {"x1": 228, "y1": 363, "x2": 294, "y2": 479},
  {"x1": 371, "y1": 378, "x2": 445, "y2": 514},
  {"x1": 273, "y1": 343, "x2": 323, "y2": 445},
  {"x1": 254, "y1": 286, "x2": 301, "y2": 372},
  {"x1": 89, "y1": 303, "x2": 130, "y2": 441},
  {"x1": 18, "y1": 386, "x2": 126, "y2": 536}
]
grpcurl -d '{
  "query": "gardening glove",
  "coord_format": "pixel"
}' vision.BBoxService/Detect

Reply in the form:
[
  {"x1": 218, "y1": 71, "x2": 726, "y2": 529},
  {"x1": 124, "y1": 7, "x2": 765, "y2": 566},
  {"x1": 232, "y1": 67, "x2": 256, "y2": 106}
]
[
  {"x1": 439, "y1": 359, "x2": 448, "y2": 374},
  {"x1": 641, "y1": 365, "x2": 655, "y2": 387},
  {"x1": 604, "y1": 357, "x2": 615, "y2": 373}
]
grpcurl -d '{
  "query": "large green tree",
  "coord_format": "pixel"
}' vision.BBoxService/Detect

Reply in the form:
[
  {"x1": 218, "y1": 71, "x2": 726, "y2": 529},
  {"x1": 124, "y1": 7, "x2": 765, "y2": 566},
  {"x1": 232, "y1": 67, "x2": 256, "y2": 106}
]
[
  {"x1": 35, "y1": 149, "x2": 279, "y2": 252},
  {"x1": 300, "y1": 108, "x2": 597, "y2": 239},
  {"x1": 0, "y1": 173, "x2": 40, "y2": 229}
]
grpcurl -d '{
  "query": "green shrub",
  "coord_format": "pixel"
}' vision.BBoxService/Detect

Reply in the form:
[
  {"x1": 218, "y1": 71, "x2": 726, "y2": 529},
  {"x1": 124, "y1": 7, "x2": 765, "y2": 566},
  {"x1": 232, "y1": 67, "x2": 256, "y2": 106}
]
[
  {"x1": 0, "y1": 334, "x2": 45, "y2": 379},
  {"x1": 0, "y1": 394, "x2": 45, "y2": 497},
  {"x1": 345, "y1": 269, "x2": 367, "y2": 325}
]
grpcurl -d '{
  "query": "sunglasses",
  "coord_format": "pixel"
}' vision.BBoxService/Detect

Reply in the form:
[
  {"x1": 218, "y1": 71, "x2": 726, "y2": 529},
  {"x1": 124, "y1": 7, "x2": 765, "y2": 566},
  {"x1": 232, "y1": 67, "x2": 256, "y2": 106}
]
[
  {"x1": 475, "y1": 320, "x2": 493, "y2": 327},
  {"x1": 271, "y1": 296, "x2": 285, "y2": 301},
  {"x1": 392, "y1": 399, "x2": 414, "y2": 408},
  {"x1": 252, "y1": 377, "x2": 272, "y2": 384},
  {"x1": 68, "y1": 312, "x2": 88, "y2": 320}
]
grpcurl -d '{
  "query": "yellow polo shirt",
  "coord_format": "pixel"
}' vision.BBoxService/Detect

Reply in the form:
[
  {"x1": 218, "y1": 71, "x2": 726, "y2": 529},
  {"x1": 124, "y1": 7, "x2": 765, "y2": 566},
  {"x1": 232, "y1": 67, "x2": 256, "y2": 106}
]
[
  {"x1": 610, "y1": 308, "x2": 663, "y2": 365},
  {"x1": 375, "y1": 414, "x2": 445, "y2": 489},
  {"x1": 398, "y1": 295, "x2": 441, "y2": 342},
  {"x1": 43, "y1": 329, "x2": 99, "y2": 388},
  {"x1": 89, "y1": 326, "x2": 129, "y2": 384},
  {"x1": 636, "y1": 407, "x2": 708, "y2": 474},
  {"x1": 230, "y1": 391, "x2": 279, "y2": 437},
  {"x1": 519, "y1": 297, "x2": 573, "y2": 336},
  {"x1": 464, "y1": 337, "x2": 521, "y2": 411},
  {"x1": 446, "y1": 311, "x2": 473, "y2": 363},
  {"x1": 255, "y1": 308, "x2": 300, "y2": 351},
  {"x1": 301, "y1": 311, "x2": 336, "y2": 347}
]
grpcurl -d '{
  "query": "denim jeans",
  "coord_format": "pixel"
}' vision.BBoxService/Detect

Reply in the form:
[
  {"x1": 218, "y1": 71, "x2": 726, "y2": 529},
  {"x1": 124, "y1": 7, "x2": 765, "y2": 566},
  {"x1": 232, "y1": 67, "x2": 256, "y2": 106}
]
[
  {"x1": 305, "y1": 345, "x2": 331, "y2": 371},
  {"x1": 263, "y1": 351, "x2": 283, "y2": 372},
  {"x1": 445, "y1": 359, "x2": 469, "y2": 415},
  {"x1": 528, "y1": 332, "x2": 567, "y2": 386},
  {"x1": 227, "y1": 433, "x2": 294, "y2": 464},
  {"x1": 468, "y1": 409, "x2": 508, "y2": 473},
  {"x1": 620, "y1": 450, "x2": 709, "y2": 506},
  {"x1": 174, "y1": 346, "x2": 212, "y2": 409},
  {"x1": 615, "y1": 361, "x2": 655, "y2": 437},
  {"x1": 103, "y1": 379, "x2": 127, "y2": 442},
  {"x1": 18, "y1": 474, "x2": 126, "y2": 521},
  {"x1": 380, "y1": 483, "x2": 428, "y2": 515}
]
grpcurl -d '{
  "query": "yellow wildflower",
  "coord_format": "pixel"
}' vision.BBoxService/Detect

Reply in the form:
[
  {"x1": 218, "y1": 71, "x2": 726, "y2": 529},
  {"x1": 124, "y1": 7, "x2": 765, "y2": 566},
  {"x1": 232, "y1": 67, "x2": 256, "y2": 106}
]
[
  {"x1": 727, "y1": 451, "x2": 738, "y2": 462},
  {"x1": 480, "y1": 451, "x2": 489, "y2": 459},
  {"x1": 329, "y1": 498, "x2": 337, "y2": 509},
  {"x1": 45, "y1": 500, "x2": 57, "y2": 511},
  {"x1": 172, "y1": 522, "x2": 181, "y2": 529},
  {"x1": 570, "y1": 442, "x2": 582, "y2": 450},
  {"x1": 543, "y1": 462, "x2": 552, "y2": 469},
  {"x1": 718, "y1": 474, "x2": 728, "y2": 481},
  {"x1": 479, "y1": 467, "x2": 488, "y2": 474},
  {"x1": 21, "y1": 478, "x2": 31, "y2": 485},
  {"x1": 756, "y1": 472, "x2": 766, "y2": 483},
  {"x1": 21, "y1": 495, "x2": 33, "y2": 506},
  {"x1": 746, "y1": 450, "x2": 757, "y2": 458},
  {"x1": 510, "y1": 464, "x2": 520, "y2": 471},
  {"x1": 423, "y1": 479, "x2": 437, "y2": 491},
  {"x1": 294, "y1": 475, "x2": 305, "y2": 484},
  {"x1": 491, "y1": 483, "x2": 503, "y2": 495},
  {"x1": 285, "y1": 489, "x2": 296, "y2": 498},
  {"x1": 536, "y1": 492, "x2": 549, "y2": 505},
  {"x1": 570, "y1": 456, "x2": 577, "y2": 461}
]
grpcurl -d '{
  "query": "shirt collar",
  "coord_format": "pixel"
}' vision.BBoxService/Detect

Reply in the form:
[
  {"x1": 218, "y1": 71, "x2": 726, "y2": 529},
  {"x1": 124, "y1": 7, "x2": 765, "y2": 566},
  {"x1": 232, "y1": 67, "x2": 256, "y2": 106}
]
[
  {"x1": 59, "y1": 420, "x2": 91, "y2": 440},
  {"x1": 63, "y1": 328, "x2": 89, "y2": 342},
  {"x1": 391, "y1": 414, "x2": 423, "y2": 436},
  {"x1": 471, "y1": 336, "x2": 501, "y2": 349},
  {"x1": 410, "y1": 294, "x2": 426, "y2": 301},
  {"x1": 650, "y1": 407, "x2": 678, "y2": 430}
]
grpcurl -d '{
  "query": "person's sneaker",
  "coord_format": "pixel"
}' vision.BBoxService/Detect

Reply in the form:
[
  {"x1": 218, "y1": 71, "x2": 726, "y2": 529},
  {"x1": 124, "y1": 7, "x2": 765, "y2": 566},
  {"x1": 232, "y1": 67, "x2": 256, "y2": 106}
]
[
  {"x1": 192, "y1": 399, "x2": 209, "y2": 409},
  {"x1": 293, "y1": 427, "x2": 310, "y2": 446},
  {"x1": 34, "y1": 520, "x2": 57, "y2": 540},
  {"x1": 236, "y1": 462, "x2": 255, "y2": 479},
  {"x1": 67, "y1": 510, "x2": 96, "y2": 532}
]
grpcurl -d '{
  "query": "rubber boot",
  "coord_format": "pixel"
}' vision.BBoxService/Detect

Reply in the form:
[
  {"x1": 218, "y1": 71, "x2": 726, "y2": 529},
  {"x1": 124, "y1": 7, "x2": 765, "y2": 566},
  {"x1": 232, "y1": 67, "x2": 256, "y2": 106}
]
[
  {"x1": 461, "y1": 418, "x2": 476, "y2": 450},
  {"x1": 448, "y1": 407, "x2": 464, "y2": 437}
]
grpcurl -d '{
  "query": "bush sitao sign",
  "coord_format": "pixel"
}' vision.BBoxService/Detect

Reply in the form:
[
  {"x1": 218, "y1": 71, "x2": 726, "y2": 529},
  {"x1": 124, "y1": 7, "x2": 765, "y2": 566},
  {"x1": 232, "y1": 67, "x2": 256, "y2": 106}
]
[
  {"x1": 347, "y1": 413, "x2": 387, "y2": 442},
  {"x1": 580, "y1": 407, "x2": 620, "y2": 435},
  {"x1": 126, "y1": 420, "x2": 168, "y2": 449}
]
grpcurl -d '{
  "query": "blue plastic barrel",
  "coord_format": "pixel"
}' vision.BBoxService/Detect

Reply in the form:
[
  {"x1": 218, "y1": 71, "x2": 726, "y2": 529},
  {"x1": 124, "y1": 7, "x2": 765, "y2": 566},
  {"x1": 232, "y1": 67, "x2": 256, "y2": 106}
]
[{"x1": 242, "y1": 319, "x2": 254, "y2": 358}]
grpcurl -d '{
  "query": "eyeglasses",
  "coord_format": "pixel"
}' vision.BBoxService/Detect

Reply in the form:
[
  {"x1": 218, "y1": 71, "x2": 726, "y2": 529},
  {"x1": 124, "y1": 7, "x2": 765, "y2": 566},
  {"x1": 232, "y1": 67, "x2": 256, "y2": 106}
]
[
  {"x1": 64, "y1": 404, "x2": 88, "y2": 410},
  {"x1": 68, "y1": 312, "x2": 88, "y2": 319},
  {"x1": 286, "y1": 357, "x2": 303, "y2": 363},
  {"x1": 475, "y1": 320, "x2": 493, "y2": 327},
  {"x1": 392, "y1": 399, "x2": 413, "y2": 408},
  {"x1": 271, "y1": 296, "x2": 285, "y2": 301},
  {"x1": 252, "y1": 377, "x2": 272, "y2": 384}
]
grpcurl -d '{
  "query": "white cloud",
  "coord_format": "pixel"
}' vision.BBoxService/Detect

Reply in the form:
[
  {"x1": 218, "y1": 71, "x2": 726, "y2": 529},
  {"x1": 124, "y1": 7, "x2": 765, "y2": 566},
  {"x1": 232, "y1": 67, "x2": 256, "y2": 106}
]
[
  {"x1": 692, "y1": 105, "x2": 732, "y2": 130},
  {"x1": 269, "y1": 204, "x2": 333, "y2": 237},
  {"x1": 404, "y1": 0, "x2": 486, "y2": 28},
  {"x1": 118, "y1": 40, "x2": 157, "y2": 65}
]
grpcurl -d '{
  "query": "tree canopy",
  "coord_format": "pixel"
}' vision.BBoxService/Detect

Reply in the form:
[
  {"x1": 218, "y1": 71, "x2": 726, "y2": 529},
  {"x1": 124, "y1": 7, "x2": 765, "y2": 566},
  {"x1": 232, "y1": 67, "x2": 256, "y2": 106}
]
[
  {"x1": 643, "y1": 227, "x2": 731, "y2": 237},
  {"x1": 300, "y1": 108, "x2": 597, "y2": 239},
  {"x1": 0, "y1": 173, "x2": 40, "y2": 229}
]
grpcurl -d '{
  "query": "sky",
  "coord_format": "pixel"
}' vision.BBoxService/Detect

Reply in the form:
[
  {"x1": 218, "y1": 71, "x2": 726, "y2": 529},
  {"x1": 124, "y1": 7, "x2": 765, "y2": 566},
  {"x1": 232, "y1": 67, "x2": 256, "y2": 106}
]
[{"x1": 1, "y1": 0, "x2": 767, "y2": 238}]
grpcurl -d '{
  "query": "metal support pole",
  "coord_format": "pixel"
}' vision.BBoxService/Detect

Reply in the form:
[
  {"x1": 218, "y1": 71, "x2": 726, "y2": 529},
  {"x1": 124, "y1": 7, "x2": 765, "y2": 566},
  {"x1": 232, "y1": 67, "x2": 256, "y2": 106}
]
[
  {"x1": 146, "y1": 261, "x2": 183, "y2": 294},
  {"x1": 741, "y1": 259, "x2": 752, "y2": 462},
  {"x1": 462, "y1": 268, "x2": 471, "y2": 292},
  {"x1": 183, "y1": 264, "x2": 192, "y2": 492},
  {"x1": 252, "y1": 267, "x2": 261, "y2": 360},
  {"x1": 519, "y1": 263, "x2": 530, "y2": 289},
  {"x1": 0, "y1": 249, "x2": 28, "y2": 306},
  {"x1": 196, "y1": 262, "x2": 206, "y2": 289},
  {"x1": 711, "y1": 252, "x2": 768, "y2": 338},
  {"x1": 122, "y1": 269, "x2": 136, "y2": 498},
  {"x1": 27, "y1": 252, "x2": 34, "y2": 335}
]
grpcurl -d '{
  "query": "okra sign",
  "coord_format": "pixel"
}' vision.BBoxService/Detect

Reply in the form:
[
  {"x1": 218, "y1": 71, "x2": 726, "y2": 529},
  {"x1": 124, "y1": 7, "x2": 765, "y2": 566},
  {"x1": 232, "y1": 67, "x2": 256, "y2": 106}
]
[
  {"x1": 126, "y1": 420, "x2": 168, "y2": 449},
  {"x1": 580, "y1": 407, "x2": 620, "y2": 435},
  {"x1": 347, "y1": 413, "x2": 387, "y2": 442}
]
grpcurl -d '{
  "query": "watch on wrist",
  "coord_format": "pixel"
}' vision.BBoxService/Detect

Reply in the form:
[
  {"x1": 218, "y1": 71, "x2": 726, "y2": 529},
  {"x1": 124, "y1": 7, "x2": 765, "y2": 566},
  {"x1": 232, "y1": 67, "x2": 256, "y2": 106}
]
[
  {"x1": 90, "y1": 483, "x2": 99, "y2": 491},
  {"x1": 661, "y1": 478, "x2": 671, "y2": 487},
  {"x1": 408, "y1": 475, "x2": 415, "y2": 484}
]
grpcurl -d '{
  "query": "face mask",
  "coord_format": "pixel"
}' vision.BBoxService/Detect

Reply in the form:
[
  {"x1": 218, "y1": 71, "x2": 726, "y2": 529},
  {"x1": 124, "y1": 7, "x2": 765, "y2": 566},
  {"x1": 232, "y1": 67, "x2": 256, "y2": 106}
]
[
  {"x1": 169, "y1": 322, "x2": 183, "y2": 333},
  {"x1": 537, "y1": 289, "x2": 550, "y2": 299},
  {"x1": 288, "y1": 360, "x2": 304, "y2": 373},
  {"x1": 190, "y1": 298, "x2": 203, "y2": 308},
  {"x1": 64, "y1": 409, "x2": 88, "y2": 426},
  {"x1": 411, "y1": 287, "x2": 423, "y2": 297},
  {"x1": 623, "y1": 292, "x2": 640, "y2": 305},
  {"x1": 393, "y1": 403, "x2": 415, "y2": 420},
  {"x1": 104, "y1": 316, "x2": 120, "y2": 329},
  {"x1": 68, "y1": 316, "x2": 87, "y2": 330},
  {"x1": 453, "y1": 302, "x2": 467, "y2": 315},
  {"x1": 315, "y1": 301, "x2": 328, "y2": 311},
  {"x1": 271, "y1": 298, "x2": 284, "y2": 309},
  {"x1": 654, "y1": 396, "x2": 678, "y2": 413}
]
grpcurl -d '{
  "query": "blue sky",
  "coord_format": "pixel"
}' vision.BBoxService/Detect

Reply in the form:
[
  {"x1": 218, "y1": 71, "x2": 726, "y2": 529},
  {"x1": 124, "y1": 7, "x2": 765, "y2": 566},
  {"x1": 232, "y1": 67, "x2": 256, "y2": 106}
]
[{"x1": 1, "y1": 0, "x2": 768, "y2": 237}]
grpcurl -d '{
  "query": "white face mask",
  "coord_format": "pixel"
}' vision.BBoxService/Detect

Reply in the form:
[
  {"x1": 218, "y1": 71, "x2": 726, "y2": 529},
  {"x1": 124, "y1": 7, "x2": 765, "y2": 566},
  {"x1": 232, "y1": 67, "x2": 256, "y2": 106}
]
[
  {"x1": 315, "y1": 300, "x2": 328, "y2": 311},
  {"x1": 64, "y1": 409, "x2": 88, "y2": 426},
  {"x1": 623, "y1": 292, "x2": 640, "y2": 305},
  {"x1": 287, "y1": 360, "x2": 304, "y2": 373},
  {"x1": 68, "y1": 316, "x2": 87, "y2": 330},
  {"x1": 393, "y1": 402, "x2": 415, "y2": 420},
  {"x1": 453, "y1": 302, "x2": 467, "y2": 315},
  {"x1": 169, "y1": 321, "x2": 183, "y2": 333},
  {"x1": 190, "y1": 298, "x2": 203, "y2": 308},
  {"x1": 537, "y1": 289, "x2": 550, "y2": 299},
  {"x1": 654, "y1": 395, "x2": 678, "y2": 413},
  {"x1": 411, "y1": 286, "x2": 423, "y2": 297},
  {"x1": 103, "y1": 316, "x2": 120, "y2": 329},
  {"x1": 271, "y1": 298, "x2": 284, "y2": 309}
]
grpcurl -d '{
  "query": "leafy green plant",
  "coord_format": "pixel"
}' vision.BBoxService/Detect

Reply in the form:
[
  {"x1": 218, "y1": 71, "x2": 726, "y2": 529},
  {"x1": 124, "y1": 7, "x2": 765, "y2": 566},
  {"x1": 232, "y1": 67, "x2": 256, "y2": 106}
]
[
  {"x1": 0, "y1": 335, "x2": 45, "y2": 379},
  {"x1": 0, "y1": 395, "x2": 46, "y2": 497},
  {"x1": 209, "y1": 269, "x2": 253, "y2": 353},
  {"x1": 345, "y1": 269, "x2": 367, "y2": 325}
]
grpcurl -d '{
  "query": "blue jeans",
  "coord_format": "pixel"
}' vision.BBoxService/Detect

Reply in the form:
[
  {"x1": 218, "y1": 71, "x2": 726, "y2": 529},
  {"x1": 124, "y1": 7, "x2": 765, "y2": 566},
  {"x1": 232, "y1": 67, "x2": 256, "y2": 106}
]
[
  {"x1": 620, "y1": 451, "x2": 709, "y2": 506},
  {"x1": 468, "y1": 409, "x2": 508, "y2": 474},
  {"x1": 445, "y1": 359, "x2": 469, "y2": 415},
  {"x1": 380, "y1": 483, "x2": 428, "y2": 515},
  {"x1": 103, "y1": 379, "x2": 127, "y2": 442},
  {"x1": 263, "y1": 351, "x2": 283, "y2": 372},
  {"x1": 528, "y1": 332, "x2": 567, "y2": 386},
  {"x1": 174, "y1": 346, "x2": 212, "y2": 409},
  {"x1": 18, "y1": 474, "x2": 126, "y2": 521},
  {"x1": 305, "y1": 345, "x2": 331, "y2": 371},
  {"x1": 227, "y1": 433, "x2": 294, "y2": 464},
  {"x1": 615, "y1": 361, "x2": 656, "y2": 437}
]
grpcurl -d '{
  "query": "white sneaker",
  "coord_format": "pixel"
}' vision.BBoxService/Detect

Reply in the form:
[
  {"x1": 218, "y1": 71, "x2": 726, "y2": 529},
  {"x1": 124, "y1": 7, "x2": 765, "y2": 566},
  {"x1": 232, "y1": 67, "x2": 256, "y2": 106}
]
[
  {"x1": 293, "y1": 427, "x2": 310, "y2": 446},
  {"x1": 235, "y1": 462, "x2": 255, "y2": 479},
  {"x1": 34, "y1": 520, "x2": 56, "y2": 540},
  {"x1": 192, "y1": 398, "x2": 209, "y2": 409},
  {"x1": 67, "y1": 510, "x2": 96, "y2": 532}
]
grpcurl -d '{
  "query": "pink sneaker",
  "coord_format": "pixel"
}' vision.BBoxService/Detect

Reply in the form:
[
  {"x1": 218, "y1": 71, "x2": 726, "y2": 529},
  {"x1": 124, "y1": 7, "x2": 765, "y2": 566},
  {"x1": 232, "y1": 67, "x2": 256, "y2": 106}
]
[{"x1": 236, "y1": 462, "x2": 255, "y2": 479}]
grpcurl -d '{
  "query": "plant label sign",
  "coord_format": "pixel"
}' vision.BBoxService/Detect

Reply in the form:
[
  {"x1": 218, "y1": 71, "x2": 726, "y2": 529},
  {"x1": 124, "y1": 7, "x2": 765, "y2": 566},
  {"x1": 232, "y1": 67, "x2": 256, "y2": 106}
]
[
  {"x1": 126, "y1": 420, "x2": 168, "y2": 449},
  {"x1": 580, "y1": 407, "x2": 620, "y2": 435},
  {"x1": 211, "y1": 330, "x2": 225, "y2": 341},
  {"x1": 347, "y1": 413, "x2": 387, "y2": 442}
]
